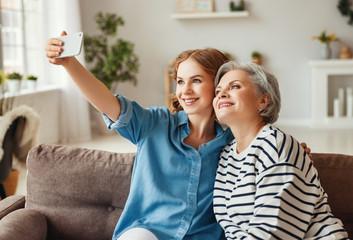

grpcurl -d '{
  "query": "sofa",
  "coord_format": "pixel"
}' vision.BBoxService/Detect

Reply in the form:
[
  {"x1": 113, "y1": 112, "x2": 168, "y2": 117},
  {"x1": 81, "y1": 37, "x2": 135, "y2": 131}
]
[{"x1": 0, "y1": 143, "x2": 352, "y2": 240}]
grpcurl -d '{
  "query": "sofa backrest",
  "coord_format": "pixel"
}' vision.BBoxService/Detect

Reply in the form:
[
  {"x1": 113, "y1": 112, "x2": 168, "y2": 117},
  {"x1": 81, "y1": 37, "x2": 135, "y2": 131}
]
[
  {"x1": 26, "y1": 144, "x2": 135, "y2": 240},
  {"x1": 312, "y1": 153, "x2": 353, "y2": 238},
  {"x1": 25, "y1": 145, "x2": 352, "y2": 239}
]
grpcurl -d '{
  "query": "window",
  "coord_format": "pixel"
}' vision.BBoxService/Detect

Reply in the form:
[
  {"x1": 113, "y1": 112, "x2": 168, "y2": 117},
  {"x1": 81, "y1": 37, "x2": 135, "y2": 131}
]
[{"x1": 0, "y1": 0, "x2": 42, "y2": 80}]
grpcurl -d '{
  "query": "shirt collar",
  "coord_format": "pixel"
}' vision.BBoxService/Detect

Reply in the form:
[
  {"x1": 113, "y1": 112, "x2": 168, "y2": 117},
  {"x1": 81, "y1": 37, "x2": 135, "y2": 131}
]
[{"x1": 176, "y1": 110, "x2": 189, "y2": 126}]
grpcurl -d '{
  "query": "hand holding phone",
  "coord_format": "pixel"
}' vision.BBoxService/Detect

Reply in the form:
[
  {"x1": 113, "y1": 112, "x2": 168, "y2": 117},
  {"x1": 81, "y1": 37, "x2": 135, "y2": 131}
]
[{"x1": 54, "y1": 32, "x2": 83, "y2": 58}]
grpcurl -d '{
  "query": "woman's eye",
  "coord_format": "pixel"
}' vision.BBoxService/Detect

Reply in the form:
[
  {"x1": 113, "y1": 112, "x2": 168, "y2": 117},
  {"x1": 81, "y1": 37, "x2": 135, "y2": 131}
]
[
  {"x1": 193, "y1": 79, "x2": 201, "y2": 83},
  {"x1": 177, "y1": 80, "x2": 184, "y2": 84},
  {"x1": 231, "y1": 84, "x2": 239, "y2": 89},
  {"x1": 215, "y1": 90, "x2": 220, "y2": 95}
]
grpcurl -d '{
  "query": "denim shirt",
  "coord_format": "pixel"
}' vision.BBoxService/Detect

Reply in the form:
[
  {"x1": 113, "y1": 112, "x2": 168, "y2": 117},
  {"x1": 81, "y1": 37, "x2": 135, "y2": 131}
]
[{"x1": 103, "y1": 95, "x2": 233, "y2": 240}]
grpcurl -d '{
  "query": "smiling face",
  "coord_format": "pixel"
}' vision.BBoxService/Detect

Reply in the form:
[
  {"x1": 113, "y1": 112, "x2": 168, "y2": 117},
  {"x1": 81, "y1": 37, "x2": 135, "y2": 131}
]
[
  {"x1": 176, "y1": 58, "x2": 215, "y2": 116},
  {"x1": 213, "y1": 69, "x2": 266, "y2": 126}
]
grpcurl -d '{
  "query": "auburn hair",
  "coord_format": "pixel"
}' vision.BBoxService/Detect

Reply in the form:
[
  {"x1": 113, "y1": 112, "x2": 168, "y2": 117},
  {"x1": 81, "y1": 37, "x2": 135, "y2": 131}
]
[{"x1": 169, "y1": 48, "x2": 230, "y2": 113}]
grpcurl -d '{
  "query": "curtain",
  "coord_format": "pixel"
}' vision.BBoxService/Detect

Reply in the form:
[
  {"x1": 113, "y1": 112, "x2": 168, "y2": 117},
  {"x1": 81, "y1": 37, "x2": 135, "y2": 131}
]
[{"x1": 41, "y1": 0, "x2": 91, "y2": 143}]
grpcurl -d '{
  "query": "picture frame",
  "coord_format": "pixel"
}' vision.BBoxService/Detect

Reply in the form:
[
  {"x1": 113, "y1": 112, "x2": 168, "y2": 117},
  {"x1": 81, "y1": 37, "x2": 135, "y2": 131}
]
[
  {"x1": 177, "y1": 0, "x2": 214, "y2": 13},
  {"x1": 178, "y1": 0, "x2": 196, "y2": 13},
  {"x1": 195, "y1": 0, "x2": 214, "y2": 12}
]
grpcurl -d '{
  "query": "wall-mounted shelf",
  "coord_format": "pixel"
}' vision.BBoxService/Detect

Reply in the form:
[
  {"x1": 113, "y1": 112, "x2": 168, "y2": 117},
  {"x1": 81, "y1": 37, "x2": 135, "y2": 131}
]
[{"x1": 171, "y1": 11, "x2": 249, "y2": 19}]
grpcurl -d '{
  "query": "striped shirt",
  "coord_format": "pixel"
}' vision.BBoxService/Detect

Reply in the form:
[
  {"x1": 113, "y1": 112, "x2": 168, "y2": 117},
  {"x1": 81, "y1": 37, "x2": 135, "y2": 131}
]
[{"x1": 214, "y1": 124, "x2": 348, "y2": 239}]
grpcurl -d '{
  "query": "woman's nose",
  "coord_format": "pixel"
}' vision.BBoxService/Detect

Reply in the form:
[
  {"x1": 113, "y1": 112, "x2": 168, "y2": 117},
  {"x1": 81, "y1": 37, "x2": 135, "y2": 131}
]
[
  {"x1": 217, "y1": 89, "x2": 228, "y2": 98},
  {"x1": 183, "y1": 83, "x2": 193, "y2": 94}
]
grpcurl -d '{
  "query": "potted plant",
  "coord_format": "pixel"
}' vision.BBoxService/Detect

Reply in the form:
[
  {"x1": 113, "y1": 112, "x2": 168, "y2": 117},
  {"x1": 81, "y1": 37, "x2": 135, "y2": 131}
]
[
  {"x1": 311, "y1": 29, "x2": 338, "y2": 59},
  {"x1": 230, "y1": 0, "x2": 245, "y2": 11},
  {"x1": 251, "y1": 51, "x2": 262, "y2": 65},
  {"x1": 26, "y1": 74, "x2": 38, "y2": 90},
  {"x1": 84, "y1": 12, "x2": 139, "y2": 92},
  {"x1": 0, "y1": 70, "x2": 5, "y2": 97},
  {"x1": 6, "y1": 72, "x2": 23, "y2": 93}
]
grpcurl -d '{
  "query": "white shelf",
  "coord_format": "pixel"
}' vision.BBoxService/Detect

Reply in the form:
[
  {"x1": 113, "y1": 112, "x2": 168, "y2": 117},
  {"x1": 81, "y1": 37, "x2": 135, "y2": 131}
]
[
  {"x1": 171, "y1": 11, "x2": 249, "y2": 19},
  {"x1": 310, "y1": 59, "x2": 353, "y2": 68}
]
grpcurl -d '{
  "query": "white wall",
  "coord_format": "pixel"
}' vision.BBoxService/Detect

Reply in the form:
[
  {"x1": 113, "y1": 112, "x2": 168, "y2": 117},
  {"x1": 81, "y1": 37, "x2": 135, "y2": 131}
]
[{"x1": 79, "y1": 0, "x2": 353, "y2": 125}]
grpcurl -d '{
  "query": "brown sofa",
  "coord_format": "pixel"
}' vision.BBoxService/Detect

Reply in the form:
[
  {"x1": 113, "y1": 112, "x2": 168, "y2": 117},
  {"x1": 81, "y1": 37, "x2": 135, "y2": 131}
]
[{"x1": 0, "y1": 144, "x2": 352, "y2": 240}]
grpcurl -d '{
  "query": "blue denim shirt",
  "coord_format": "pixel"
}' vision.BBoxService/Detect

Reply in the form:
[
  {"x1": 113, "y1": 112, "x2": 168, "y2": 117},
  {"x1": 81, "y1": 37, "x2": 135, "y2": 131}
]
[{"x1": 103, "y1": 95, "x2": 233, "y2": 240}]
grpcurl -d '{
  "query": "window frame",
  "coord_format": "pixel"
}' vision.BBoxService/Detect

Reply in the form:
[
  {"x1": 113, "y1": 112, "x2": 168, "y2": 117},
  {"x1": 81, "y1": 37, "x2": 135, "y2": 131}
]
[{"x1": 0, "y1": 0, "x2": 42, "y2": 83}]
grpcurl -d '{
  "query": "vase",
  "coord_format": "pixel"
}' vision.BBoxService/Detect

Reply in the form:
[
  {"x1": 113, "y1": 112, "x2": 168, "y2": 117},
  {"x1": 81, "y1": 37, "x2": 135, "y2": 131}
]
[
  {"x1": 26, "y1": 80, "x2": 37, "y2": 90},
  {"x1": 321, "y1": 43, "x2": 332, "y2": 59},
  {"x1": 6, "y1": 79, "x2": 21, "y2": 93},
  {"x1": 3, "y1": 168, "x2": 20, "y2": 197},
  {"x1": 252, "y1": 57, "x2": 262, "y2": 65}
]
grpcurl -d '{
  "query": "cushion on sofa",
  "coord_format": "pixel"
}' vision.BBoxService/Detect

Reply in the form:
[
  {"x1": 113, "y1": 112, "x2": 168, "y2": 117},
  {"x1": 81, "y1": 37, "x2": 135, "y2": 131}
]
[
  {"x1": 25, "y1": 144, "x2": 135, "y2": 240},
  {"x1": 312, "y1": 153, "x2": 353, "y2": 238},
  {"x1": 0, "y1": 208, "x2": 47, "y2": 240}
]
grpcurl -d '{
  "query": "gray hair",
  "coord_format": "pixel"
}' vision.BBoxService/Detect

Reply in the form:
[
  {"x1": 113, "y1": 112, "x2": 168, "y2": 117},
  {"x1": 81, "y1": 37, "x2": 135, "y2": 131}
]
[{"x1": 214, "y1": 61, "x2": 281, "y2": 124}]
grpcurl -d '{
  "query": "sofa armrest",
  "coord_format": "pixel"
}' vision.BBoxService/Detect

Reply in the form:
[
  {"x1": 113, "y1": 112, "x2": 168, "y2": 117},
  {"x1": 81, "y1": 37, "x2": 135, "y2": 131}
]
[
  {"x1": 0, "y1": 195, "x2": 25, "y2": 220},
  {"x1": 0, "y1": 208, "x2": 47, "y2": 240}
]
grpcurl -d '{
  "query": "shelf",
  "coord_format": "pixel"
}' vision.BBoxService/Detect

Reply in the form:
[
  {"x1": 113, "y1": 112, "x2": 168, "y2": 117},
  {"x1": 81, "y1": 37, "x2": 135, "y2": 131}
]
[
  {"x1": 171, "y1": 11, "x2": 249, "y2": 19},
  {"x1": 309, "y1": 59, "x2": 353, "y2": 68}
]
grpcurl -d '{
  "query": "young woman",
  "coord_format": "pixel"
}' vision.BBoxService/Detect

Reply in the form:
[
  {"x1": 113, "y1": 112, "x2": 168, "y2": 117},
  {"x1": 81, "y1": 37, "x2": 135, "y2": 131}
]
[
  {"x1": 212, "y1": 61, "x2": 348, "y2": 239},
  {"x1": 46, "y1": 32, "x2": 232, "y2": 240}
]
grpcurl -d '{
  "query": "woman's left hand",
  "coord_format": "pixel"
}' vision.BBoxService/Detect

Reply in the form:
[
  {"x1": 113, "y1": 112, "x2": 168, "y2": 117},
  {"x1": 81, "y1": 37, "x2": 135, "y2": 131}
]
[{"x1": 300, "y1": 142, "x2": 313, "y2": 164}]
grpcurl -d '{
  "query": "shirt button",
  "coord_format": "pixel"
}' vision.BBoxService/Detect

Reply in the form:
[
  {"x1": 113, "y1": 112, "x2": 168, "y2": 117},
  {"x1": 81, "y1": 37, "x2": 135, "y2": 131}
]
[{"x1": 107, "y1": 206, "x2": 115, "y2": 212}]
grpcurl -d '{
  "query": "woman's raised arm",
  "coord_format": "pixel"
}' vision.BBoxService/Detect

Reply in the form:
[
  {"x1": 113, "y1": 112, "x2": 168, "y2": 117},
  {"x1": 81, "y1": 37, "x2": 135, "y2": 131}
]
[{"x1": 45, "y1": 31, "x2": 120, "y2": 122}]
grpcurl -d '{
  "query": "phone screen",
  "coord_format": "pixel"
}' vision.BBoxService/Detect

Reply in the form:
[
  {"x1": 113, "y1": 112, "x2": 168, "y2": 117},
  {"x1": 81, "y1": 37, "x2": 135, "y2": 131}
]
[{"x1": 54, "y1": 32, "x2": 83, "y2": 58}]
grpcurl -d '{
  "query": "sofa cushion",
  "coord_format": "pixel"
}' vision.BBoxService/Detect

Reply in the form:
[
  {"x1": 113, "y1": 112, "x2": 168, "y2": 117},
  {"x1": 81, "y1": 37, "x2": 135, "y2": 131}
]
[
  {"x1": 26, "y1": 144, "x2": 135, "y2": 240},
  {"x1": 0, "y1": 208, "x2": 47, "y2": 240},
  {"x1": 312, "y1": 153, "x2": 353, "y2": 238}
]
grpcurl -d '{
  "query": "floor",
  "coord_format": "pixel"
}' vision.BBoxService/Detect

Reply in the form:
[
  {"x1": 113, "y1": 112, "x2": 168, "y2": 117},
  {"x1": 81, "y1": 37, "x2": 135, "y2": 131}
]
[{"x1": 13, "y1": 126, "x2": 353, "y2": 197}]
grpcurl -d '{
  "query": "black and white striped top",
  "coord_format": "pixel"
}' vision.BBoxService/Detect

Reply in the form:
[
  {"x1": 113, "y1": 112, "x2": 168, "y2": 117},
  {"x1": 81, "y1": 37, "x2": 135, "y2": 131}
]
[{"x1": 214, "y1": 124, "x2": 348, "y2": 239}]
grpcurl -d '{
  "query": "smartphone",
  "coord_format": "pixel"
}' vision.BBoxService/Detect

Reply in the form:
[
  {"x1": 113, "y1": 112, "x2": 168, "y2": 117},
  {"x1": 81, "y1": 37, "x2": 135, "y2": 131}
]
[{"x1": 54, "y1": 32, "x2": 83, "y2": 58}]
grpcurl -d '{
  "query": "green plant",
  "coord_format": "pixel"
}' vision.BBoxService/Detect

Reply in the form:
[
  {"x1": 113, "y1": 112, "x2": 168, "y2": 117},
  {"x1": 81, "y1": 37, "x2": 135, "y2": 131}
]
[
  {"x1": 84, "y1": 12, "x2": 139, "y2": 90},
  {"x1": 0, "y1": 70, "x2": 14, "y2": 115},
  {"x1": 230, "y1": 0, "x2": 245, "y2": 11},
  {"x1": 6, "y1": 72, "x2": 23, "y2": 80},
  {"x1": 0, "y1": 70, "x2": 5, "y2": 85},
  {"x1": 252, "y1": 51, "x2": 262, "y2": 58},
  {"x1": 0, "y1": 70, "x2": 6, "y2": 98},
  {"x1": 311, "y1": 29, "x2": 338, "y2": 44},
  {"x1": 26, "y1": 75, "x2": 38, "y2": 81},
  {"x1": 337, "y1": 0, "x2": 353, "y2": 25}
]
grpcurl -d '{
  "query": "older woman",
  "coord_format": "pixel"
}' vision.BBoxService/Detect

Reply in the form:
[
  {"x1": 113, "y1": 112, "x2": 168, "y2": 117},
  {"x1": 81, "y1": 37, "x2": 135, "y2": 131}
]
[{"x1": 212, "y1": 61, "x2": 348, "y2": 239}]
